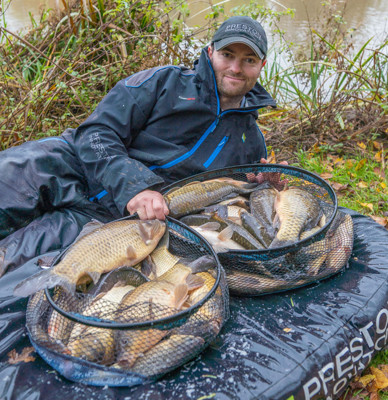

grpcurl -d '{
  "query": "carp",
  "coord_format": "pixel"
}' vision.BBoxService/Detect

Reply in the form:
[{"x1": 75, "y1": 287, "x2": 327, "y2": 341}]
[
  {"x1": 249, "y1": 182, "x2": 278, "y2": 245},
  {"x1": 164, "y1": 177, "x2": 258, "y2": 218},
  {"x1": 270, "y1": 187, "x2": 323, "y2": 248},
  {"x1": 128, "y1": 334, "x2": 205, "y2": 377},
  {"x1": 67, "y1": 283, "x2": 135, "y2": 364},
  {"x1": 14, "y1": 219, "x2": 166, "y2": 297}
]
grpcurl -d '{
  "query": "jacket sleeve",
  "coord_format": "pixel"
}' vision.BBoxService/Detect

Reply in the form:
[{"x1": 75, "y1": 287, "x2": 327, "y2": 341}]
[{"x1": 68, "y1": 72, "x2": 165, "y2": 215}]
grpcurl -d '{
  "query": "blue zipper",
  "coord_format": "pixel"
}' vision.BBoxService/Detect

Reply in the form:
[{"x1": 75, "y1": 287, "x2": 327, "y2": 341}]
[
  {"x1": 89, "y1": 189, "x2": 108, "y2": 202},
  {"x1": 148, "y1": 59, "x2": 261, "y2": 172},
  {"x1": 149, "y1": 118, "x2": 219, "y2": 171},
  {"x1": 203, "y1": 135, "x2": 229, "y2": 168},
  {"x1": 38, "y1": 137, "x2": 69, "y2": 144}
]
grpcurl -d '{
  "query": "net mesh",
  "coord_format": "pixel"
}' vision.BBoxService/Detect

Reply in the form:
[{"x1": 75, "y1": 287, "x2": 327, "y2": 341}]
[
  {"x1": 162, "y1": 164, "x2": 354, "y2": 296},
  {"x1": 26, "y1": 219, "x2": 229, "y2": 383}
]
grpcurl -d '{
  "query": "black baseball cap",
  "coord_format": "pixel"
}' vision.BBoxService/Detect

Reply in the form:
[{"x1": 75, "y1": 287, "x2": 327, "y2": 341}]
[{"x1": 211, "y1": 16, "x2": 268, "y2": 59}]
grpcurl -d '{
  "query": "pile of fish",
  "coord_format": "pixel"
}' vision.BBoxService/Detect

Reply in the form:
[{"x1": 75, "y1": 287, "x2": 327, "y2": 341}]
[
  {"x1": 23, "y1": 219, "x2": 227, "y2": 379},
  {"x1": 163, "y1": 176, "x2": 354, "y2": 294}
]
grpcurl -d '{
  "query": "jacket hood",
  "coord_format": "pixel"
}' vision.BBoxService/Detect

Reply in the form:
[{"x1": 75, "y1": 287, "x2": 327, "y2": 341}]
[{"x1": 193, "y1": 46, "x2": 277, "y2": 111}]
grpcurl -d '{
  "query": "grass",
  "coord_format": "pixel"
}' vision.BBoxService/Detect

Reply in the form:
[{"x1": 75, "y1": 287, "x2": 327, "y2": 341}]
[{"x1": 294, "y1": 149, "x2": 388, "y2": 219}]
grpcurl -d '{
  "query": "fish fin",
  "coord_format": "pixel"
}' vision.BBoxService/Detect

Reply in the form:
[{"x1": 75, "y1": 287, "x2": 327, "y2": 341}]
[
  {"x1": 197, "y1": 222, "x2": 220, "y2": 231},
  {"x1": 173, "y1": 284, "x2": 188, "y2": 309},
  {"x1": 126, "y1": 244, "x2": 137, "y2": 261},
  {"x1": 241, "y1": 182, "x2": 259, "y2": 190},
  {"x1": 141, "y1": 256, "x2": 157, "y2": 278},
  {"x1": 318, "y1": 214, "x2": 327, "y2": 227},
  {"x1": 269, "y1": 238, "x2": 296, "y2": 249},
  {"x1": 157, "y1": 228, "x2": 170, "y2": 249},
  {"x1": 213, "y1": 245, "x2": 229, "y2": 253},
  {"x1": 272, "y1": 213, "x2": 280, "y2": 230},
  {"x1": 37, "y1": 256, "x2": 56, "y2": 269},
  {"x1": 137, "y1": 220, "x2": 153, "y2": 244},
  {"x1": 0, "y1": 248, "x2": 6, "y2": 278},
  {"x1": 215, "y1": 205, "x2": 228, "y2": 220},
  {"x1": 163, "y1": 185, "x2": 182, "y2": 196},
  {"x1": 218, "y1": 225, "x2": 234, "y2": 241},
  {"x1": 13, "y1": 270, "x2": 67, "y2": 298},
  {"x1": 86, "y1": 271, "x2": 101, "y2": 285},
  {"x1": 93, "y1": 291, "x2": 107, "y2": 301},
  {"x1": 73, "y1": 220, "x2": 104, "y2": 243},
  {"x1": 185, "y1": 274, "x2": 205, "y2": 291},
  {"x1": 187, "y1": 255, "x2": 215, "y2": 273},
  {"x1": 183, "y1": 181, "x2": 202, "y2": 187}
]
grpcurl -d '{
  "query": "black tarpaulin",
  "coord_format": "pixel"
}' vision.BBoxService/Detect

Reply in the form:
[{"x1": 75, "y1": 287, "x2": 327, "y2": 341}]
[{"x1": 0, "y1": 208, "x2": 387, "y2": 400}]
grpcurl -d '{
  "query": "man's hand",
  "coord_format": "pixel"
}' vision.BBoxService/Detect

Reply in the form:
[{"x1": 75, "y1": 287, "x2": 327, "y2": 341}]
[
  {"x1": 247, "y1": 158, "x2": 289, "y2": 190},
  {"x1": 126, "y1": 190, "x2": 169, "y2": 220}
]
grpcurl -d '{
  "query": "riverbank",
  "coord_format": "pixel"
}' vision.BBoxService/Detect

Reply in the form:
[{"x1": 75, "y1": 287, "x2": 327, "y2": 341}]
[{"x1": 0, "y1": 0, "x2": 387, "y2": 397}]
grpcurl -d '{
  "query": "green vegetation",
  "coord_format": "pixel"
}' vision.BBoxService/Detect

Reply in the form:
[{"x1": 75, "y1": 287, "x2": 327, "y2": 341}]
[{"x1": 0, "y1": 0, "x2": 387, "y2": 397}]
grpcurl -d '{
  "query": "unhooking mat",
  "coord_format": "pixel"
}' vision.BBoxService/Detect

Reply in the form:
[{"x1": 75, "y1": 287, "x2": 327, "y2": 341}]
[{"x1": 0, "y1": 208, "x2": 387, "y2": 400}]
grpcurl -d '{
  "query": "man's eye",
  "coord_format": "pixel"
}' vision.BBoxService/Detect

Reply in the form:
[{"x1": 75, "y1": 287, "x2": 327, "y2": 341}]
[{"x1": 245, "y1": 58, "x2": 255, "y2": 64}]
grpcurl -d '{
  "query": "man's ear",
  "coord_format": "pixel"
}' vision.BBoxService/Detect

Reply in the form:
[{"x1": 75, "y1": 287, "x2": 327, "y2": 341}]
[{"x1": 208, "y1": 45, "x2": 213, "y2": 58}]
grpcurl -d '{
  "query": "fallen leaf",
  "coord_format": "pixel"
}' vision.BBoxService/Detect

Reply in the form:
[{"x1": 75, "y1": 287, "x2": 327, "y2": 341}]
[
  {"x1": 267, "y1": 150, "x2": 276, "y2": 163},
  {"x1": 355, "y1": 158, "x2": 367, "y2": 171},
  {"x1": 370, "y1": 392, "x2": 379, "y2": 400},
  {"x1": 283, "y1": 328, "x2": 293, "y2": 333},
  {"x1": 333, "y1": 157, "x2": 344, "y2": 166},
  {"x1": 8, "y1": 347, "x2": 36, "y2": 364},
  {"x1": 371, "y1": 366, "x2": 388, "y2": 389},
  {"x1": 331, "y1": 182, "x2": 349, "y2": 192},
  {"x1": 374, "y1": 167, "x2": 386, "y2": 179},
  {"x1": 370, "y1": 216, "x2": 388, "y2": 227},
  {"x1": 345, "y1": 159, "x2": 355, "y2": 168},
  {"x1": 380, "y1": 182, "x2": 387, "y2": 189},
  {"x1": 379, "y1": 364, "x2": 388, "y2": 375},
  {"x1": 359, "y1": 202, "x2": 374, "y2": 212},
  {"x1": 357, "y1": 142, "x2": 366, "y2": 150},
  {"x1": 357, "y1": 181, "x2": 368, "y2": 188},
  {"x1": 357, "y1": 374, "x2": 375, "y2": 387},
  {"x1": 373, "y1": 141, "x2": 382, "y2": 150},
  {"x1": 320, "y1": 173, "x2": 333, "y2": 180},
  {"x1": 374, "y1": 150, "x2": 382, "y2": 162}
]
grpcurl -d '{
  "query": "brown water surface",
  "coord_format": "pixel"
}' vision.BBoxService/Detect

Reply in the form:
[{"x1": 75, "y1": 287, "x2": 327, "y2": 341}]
[{"x1": 2, "y1": 0, "x2": 388, "y2": 48}]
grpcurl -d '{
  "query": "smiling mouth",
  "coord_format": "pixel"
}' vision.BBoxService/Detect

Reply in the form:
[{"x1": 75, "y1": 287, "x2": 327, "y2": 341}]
[{"x1": 225, "y1": 75, "x2": 245, "y2": 82}]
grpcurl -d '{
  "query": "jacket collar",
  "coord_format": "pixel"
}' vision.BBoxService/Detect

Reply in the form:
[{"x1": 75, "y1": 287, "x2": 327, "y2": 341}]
[{"x1": 193, "y1": 46, "x2": 277, "y2": 112}]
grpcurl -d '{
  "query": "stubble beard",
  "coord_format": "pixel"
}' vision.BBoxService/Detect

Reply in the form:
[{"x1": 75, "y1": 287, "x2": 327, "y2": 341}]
[{"x1": 215, "y1": 72, "x2": 249, "y2": 103}]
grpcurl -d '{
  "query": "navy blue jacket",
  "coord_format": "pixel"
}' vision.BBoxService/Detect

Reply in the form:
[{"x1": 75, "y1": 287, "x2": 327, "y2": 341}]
[{"x1": 62, "y1": 47, "x2": 276, "y2": 218}]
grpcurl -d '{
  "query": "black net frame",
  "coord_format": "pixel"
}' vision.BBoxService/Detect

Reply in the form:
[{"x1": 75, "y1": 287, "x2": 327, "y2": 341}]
[
  {"x1": 26, "y1": 216, "x2": 229, "y2": 386},
  {"x1": 162, "y1": 164, "x2": 354, "y2": 296}
]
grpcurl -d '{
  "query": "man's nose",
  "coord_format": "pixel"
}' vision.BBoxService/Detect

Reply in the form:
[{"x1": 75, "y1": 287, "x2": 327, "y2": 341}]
[{"x1": 229, "y1": 59, "x2": 242, "y2": 74}]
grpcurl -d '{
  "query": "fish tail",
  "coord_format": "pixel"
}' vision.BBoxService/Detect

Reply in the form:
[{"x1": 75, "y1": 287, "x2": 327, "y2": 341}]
[
  {"x1": 13, "y1": 270, "x2": 70, "y2": 298},
  {"x1": 174, "y1": 283, "x2": 189, "y2": 309},
  {"x1": 269, "y1": 238, "x2": 296, "y2": 249},
  {"x1": 188, "y1": 255, "x2": 216, "y2": 274}
]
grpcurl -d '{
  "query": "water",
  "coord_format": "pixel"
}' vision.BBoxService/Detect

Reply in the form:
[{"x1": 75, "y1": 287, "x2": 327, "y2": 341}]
[{"x1": 2, "y1": 0, "x2": 388, "y2": 49}]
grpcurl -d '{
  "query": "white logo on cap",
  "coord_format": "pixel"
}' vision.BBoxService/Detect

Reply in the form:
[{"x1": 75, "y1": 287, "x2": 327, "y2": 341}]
[{"x1": 225, "y1": 23, "x2": 264, "y2": 42}]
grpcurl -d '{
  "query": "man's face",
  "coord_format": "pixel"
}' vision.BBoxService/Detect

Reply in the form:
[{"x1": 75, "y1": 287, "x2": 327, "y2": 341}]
[{"x1": 208, "y1": 42, "x2": 264, "y2": 102}]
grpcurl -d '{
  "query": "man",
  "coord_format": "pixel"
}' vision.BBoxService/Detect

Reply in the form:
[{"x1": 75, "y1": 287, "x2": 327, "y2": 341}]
[{"x1": 0, "y1": 16, "x2": 276, "y2": 276}]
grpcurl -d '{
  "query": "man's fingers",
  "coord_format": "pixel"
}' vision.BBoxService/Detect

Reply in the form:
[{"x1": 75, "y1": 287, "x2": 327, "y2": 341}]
[
  {"x1": 152, "y1": 199, "x2": 166, "y2": 220},
  {"x1": 246, "y1": 172, "x2": 256, "y2": 182},
  {"x1": 136, "y1": 207, "x2": 147, "y2": 220}
]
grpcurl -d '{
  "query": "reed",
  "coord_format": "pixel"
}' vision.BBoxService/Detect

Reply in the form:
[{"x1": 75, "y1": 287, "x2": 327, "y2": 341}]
[{"x1": 0, "y1": 0, "x2": 205, "y2": 148}]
